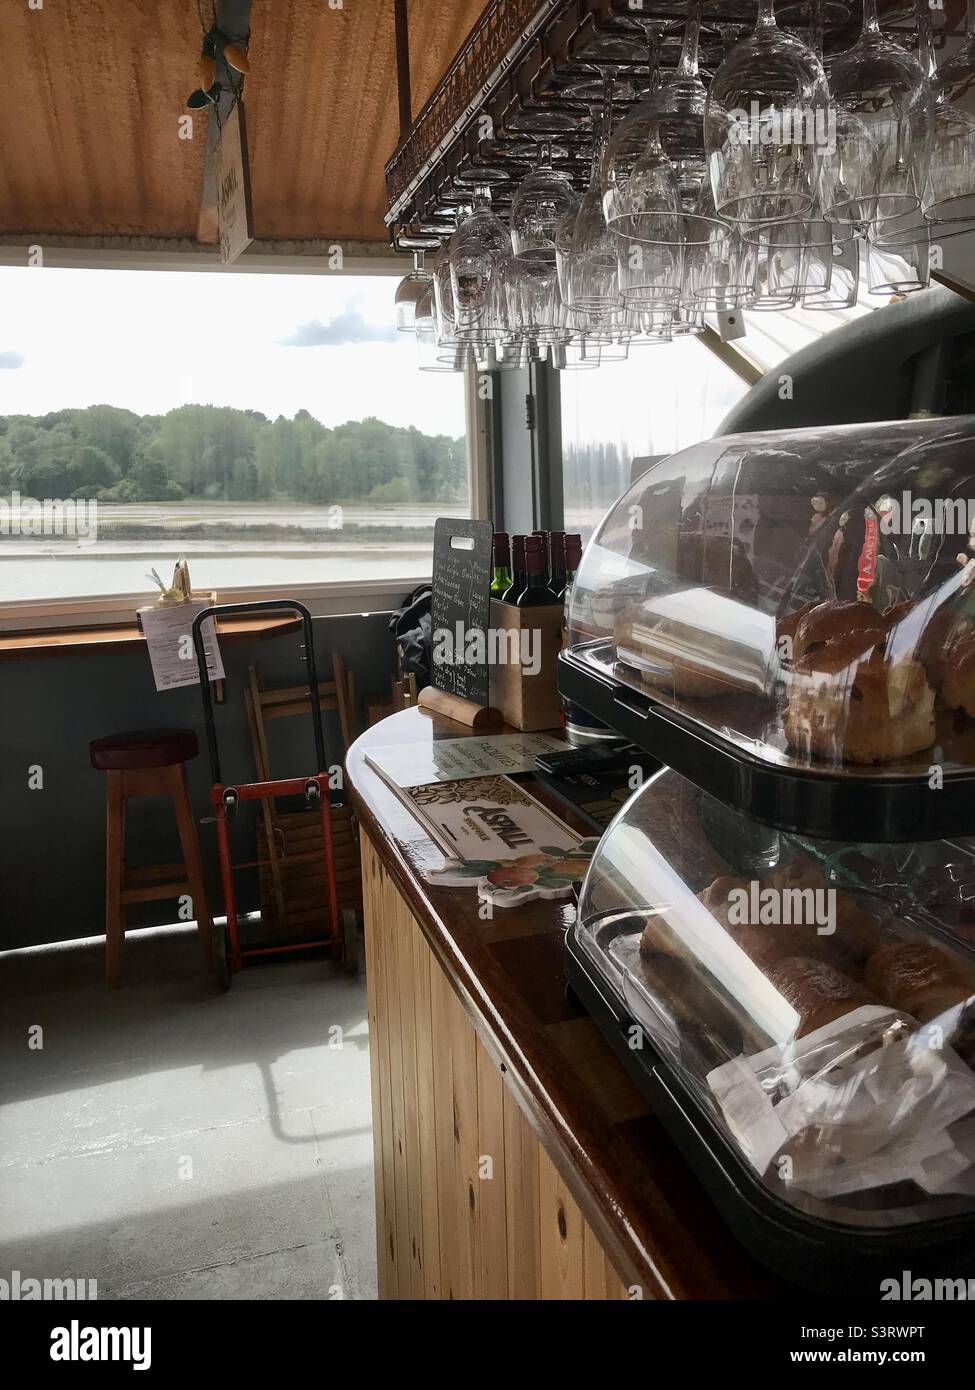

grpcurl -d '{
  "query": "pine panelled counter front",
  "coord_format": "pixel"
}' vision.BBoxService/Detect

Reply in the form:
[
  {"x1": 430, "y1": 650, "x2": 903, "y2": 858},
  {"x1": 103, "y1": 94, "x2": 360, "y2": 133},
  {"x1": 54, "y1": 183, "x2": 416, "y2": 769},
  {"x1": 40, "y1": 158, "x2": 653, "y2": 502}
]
[{"x1": 347, "y1": 709, "x2": 776, "y2": 1300}]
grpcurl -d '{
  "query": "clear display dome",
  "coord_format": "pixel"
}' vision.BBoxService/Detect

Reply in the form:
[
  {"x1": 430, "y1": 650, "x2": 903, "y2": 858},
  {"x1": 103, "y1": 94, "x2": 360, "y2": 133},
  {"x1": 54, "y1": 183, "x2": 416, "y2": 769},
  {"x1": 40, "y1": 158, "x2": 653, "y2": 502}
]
[
  {"x1": 571, "y1": 766, "x2": 975, "y2": 1234},
  {"x1": 560, "y1": 416, "x2": 975, "y2": 840}
]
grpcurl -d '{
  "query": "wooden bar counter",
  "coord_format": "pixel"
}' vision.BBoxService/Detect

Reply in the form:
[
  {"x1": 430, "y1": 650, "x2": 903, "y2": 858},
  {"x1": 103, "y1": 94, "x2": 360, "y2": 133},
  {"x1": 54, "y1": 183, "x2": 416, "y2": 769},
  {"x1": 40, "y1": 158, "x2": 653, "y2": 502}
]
[{"x1": 347, "y1": 708, "x2": 777, "y2": 1300}]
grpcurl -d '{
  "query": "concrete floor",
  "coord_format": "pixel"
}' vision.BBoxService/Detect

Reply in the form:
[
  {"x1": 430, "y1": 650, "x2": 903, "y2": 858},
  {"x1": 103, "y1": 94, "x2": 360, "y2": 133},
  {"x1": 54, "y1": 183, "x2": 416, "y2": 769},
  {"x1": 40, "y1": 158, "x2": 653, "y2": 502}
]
[{"x1": 0, "y1": 925, "x2": 377, "y2": 1300}]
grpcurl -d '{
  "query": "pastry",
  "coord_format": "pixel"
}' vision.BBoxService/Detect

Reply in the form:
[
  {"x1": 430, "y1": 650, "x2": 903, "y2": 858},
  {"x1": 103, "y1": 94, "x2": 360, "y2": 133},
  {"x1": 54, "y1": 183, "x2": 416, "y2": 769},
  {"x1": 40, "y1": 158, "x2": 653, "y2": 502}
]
[
  {"x1": 695, "y1": 873, "x2": 841, "y2": 969},
  {"x1": 942, "y1": 636, "x2": 975, "y2": 719},
  {"x1": 614, "y1": 590, "x2": 775, "y2": 700},
  {"x1": 832, "y1": 893, "x2": 884, "y2": 968},
  {"x1": 635, "y1": 952, "x2": 716, "y2": 1030},
  {"x1": 698, "y1": 875, "x2": 749, "y2": 914},
  {"x1": 765, "y1": 859, "x2": 829, "y2": 895},
  {"x1": 790, "y1": 599, "x2": 891, "y2": 665},
  {"x1": 785, "y1": 635, "x2": 935, "y2": 765},
  {"x1": 766, "y1": 869, "x2": 884, "y2": 968},
  {"x1": 865, "y1": 940, "x2": 975, "y2": 1024},
  {"x1": 640, "y1": 878, "x2": 751, "y2": 959},
  {"x1": 916, "y1": 595, "x2": 974, "y2": 686},
  {"x1": 766, "y1": 955, "x2": 881, "y2": 1038},
  {"x1": 635, "y1": 952, "x2": 756, "y2": 1060},
  {"x1": 776, "y1": 599, "x2": 824, "y2": 666}
]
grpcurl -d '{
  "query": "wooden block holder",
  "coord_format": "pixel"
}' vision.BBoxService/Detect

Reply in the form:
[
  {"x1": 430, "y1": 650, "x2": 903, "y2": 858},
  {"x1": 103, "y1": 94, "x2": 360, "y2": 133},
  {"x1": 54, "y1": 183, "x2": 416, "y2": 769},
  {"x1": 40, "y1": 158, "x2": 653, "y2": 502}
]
[
  {"x1": 488, "y1": 599, "x2": 564, "y2": 732},
  {"x1": 417, "y1": 684, "x2": 502, "y2": 729}
]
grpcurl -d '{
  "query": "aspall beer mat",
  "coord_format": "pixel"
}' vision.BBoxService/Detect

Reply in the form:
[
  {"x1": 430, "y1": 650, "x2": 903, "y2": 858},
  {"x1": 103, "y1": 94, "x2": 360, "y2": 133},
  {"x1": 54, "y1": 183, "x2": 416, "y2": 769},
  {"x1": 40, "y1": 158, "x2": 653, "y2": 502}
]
[{"x1": 373, "y1": 771, "x2": 598, "y2": 908}]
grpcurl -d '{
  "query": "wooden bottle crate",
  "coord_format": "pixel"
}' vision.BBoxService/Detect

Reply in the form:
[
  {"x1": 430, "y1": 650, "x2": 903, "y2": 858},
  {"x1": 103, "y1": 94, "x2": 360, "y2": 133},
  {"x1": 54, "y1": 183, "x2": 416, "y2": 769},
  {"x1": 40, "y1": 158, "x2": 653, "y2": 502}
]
[{"x1": 488, "y1": 598, "x2": 564, "y2": 731}]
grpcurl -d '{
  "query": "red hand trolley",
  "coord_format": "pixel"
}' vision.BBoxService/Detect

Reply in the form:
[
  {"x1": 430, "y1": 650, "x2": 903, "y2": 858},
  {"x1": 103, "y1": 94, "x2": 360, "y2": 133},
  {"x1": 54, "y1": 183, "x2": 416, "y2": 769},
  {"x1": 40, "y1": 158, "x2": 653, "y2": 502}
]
[{"x1": 192, "y1": 600, "x2": 350, "y2": 991}]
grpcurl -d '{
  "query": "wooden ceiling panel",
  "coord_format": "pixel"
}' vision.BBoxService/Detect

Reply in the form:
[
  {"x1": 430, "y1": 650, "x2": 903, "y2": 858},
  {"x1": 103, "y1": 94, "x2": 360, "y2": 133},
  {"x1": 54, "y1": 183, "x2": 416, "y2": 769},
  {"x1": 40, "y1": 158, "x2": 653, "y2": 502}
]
[
  {"x1": 245, "y1": 0, "x2": 487, "y2": 242},
  {"x1": 0, "y1": 0, "x2": 487, "y2": 245},
  {"x1": 0, "y1": 0, "x2": 206, "y2": 239}
]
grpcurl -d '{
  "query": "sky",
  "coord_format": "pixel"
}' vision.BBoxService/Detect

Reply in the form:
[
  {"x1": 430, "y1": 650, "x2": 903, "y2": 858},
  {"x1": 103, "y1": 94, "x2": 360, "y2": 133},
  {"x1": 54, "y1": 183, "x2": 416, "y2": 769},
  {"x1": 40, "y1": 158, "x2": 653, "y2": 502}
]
[{"x1": 0, "y1": 267, "x2": 466, "y2": 437}]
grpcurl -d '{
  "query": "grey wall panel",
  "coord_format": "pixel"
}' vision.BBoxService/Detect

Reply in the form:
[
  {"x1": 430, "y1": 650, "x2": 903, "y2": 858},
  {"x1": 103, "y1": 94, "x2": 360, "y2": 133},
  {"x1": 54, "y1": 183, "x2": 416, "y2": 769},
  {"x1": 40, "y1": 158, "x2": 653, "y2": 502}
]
[
  {"x1": 718, "y1": 287, "x2": 975, "y2": 436},
  {"x1": 1, "y1": 613, "x2": 398, "y2": 950},
  {"x1": 499, "y1": 365, "x2": 536, "y2": 533}
]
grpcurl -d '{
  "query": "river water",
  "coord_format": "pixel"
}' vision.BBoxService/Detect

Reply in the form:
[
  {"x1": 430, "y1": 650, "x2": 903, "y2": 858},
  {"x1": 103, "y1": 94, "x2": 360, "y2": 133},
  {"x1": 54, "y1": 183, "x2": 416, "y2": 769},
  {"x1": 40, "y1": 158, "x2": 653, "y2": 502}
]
[{"x1": 0, "y1": 502, "x2": 465, "y2": 600}]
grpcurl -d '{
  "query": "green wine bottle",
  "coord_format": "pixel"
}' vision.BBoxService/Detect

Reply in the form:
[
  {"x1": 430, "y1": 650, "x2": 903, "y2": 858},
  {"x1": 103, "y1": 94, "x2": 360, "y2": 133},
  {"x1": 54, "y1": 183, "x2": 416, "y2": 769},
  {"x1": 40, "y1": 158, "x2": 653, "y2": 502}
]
[
  {"x1": 502, "y1": 535, "x2": 527, "y2": 603},
  {"x1": 491, "y1": 531, "x2": 512, "y2": 599}
]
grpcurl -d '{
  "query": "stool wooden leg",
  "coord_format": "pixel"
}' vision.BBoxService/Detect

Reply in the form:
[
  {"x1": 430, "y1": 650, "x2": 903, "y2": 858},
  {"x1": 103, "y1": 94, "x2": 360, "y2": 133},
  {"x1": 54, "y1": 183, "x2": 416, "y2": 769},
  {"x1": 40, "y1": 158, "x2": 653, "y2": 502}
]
[
  {"x1": 167, "y1": 764, "x2": 214, "y2": 970},
  {"x1": 105, "y1": 771, "x2": 126, "y2": 989}
]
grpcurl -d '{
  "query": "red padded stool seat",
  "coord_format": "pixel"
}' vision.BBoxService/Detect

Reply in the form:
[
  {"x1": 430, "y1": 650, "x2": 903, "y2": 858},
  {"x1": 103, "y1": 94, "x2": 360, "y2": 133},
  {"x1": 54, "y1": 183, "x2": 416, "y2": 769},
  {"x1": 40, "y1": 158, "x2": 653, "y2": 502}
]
[{"x1": 90, "y1": 728, "x2": 199, "y2": 772}]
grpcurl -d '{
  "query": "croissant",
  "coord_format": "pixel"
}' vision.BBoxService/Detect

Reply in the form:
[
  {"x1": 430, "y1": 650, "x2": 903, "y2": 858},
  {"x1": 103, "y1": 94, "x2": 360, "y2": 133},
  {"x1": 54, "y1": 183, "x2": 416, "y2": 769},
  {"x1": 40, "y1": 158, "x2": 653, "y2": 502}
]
[
  {"x1": 766, "y1": 955, "x2": 880, "y2": 1039},
  {"x1": 941, "y1": 637, "x2": 975, "y2": 720},
  {"x1": 865, "y1": 941, "x2": 975, "y2": 1024}
]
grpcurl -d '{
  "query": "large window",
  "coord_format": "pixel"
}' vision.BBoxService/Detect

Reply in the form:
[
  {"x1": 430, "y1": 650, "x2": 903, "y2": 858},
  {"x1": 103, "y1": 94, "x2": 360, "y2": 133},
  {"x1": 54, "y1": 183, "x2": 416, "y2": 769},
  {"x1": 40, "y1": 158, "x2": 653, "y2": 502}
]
[
  {"x1": 560, "y1": 334, "x2": 748, "y2": 539},
  {"x1": 0, "y1": 267, "x2": 468, "y2": 608}
]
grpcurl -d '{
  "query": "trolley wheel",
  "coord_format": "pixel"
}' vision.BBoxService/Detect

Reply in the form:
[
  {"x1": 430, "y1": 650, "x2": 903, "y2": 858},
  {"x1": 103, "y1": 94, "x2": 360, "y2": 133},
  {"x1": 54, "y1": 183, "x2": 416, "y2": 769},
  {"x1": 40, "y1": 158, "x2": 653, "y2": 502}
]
[
  {"x1": 212, "y1": 920, "x2": 232, "y2": 993},
  {"x1": 341, "y1": 907, "x2": 360, "y2": 976},
  {"x1": 222, "y1": 787, "x2": 239, "y2": 821},
  {"x1": 305, "y1": 779, "x2": 322, "y2": 810}
]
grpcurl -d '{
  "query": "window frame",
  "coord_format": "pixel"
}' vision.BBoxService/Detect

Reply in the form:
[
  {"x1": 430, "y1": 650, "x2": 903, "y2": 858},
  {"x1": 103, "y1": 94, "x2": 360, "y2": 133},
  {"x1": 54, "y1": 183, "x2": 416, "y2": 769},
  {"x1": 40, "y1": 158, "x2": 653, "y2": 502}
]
[{"x1": 0, "y1": 244, "x2": 480, "y2": 629}]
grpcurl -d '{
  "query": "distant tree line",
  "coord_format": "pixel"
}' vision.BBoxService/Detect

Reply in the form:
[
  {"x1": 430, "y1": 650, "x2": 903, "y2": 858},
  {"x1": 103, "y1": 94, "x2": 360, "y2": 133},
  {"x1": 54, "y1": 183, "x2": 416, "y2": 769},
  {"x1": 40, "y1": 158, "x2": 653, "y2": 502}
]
[{"x1": 0, "y1": 404, "x2": 467, "y2": 505}]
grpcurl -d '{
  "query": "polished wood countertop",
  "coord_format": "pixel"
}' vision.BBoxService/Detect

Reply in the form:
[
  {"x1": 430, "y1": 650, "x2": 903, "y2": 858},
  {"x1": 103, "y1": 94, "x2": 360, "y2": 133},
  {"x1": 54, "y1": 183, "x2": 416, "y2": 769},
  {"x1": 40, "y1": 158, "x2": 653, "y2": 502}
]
[
  {"x1": 0, "y1": 614, "x2": 300, "y2": 661},
  {"x1": 347, "y1": 707, "x2": 777, "y2": 1300}
]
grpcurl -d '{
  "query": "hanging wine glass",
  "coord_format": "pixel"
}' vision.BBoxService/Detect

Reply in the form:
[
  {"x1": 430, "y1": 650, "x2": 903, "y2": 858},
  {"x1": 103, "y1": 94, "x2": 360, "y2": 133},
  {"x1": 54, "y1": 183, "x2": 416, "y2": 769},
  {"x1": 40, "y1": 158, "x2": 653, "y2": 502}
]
[
  {"x1": 417, "y1": 273, "x2": 469, "y2": 373},
  {"x1": 937, "y1": 0, "x2": 975, "y2": 103},
  {"x1": 741, "y1": 222, "x2": 804, "y2": 308},
  {"x1": 413, "y1": 279, "x2": 436, "y2": 337},
  {"x1": 567, "y1": 82, "x2": 622, "y2": 314},
  {"x1": 448, "y1": 187, "x2": 511, "y2": 335},
  {"x1": 503, "y1": 254, "x2": 562, "y2": 344},
  {"x1": 801, "y1": 214, "x2": 861, "y2": 309},
  {"x1": 611, "y1": 97, "x2": 684, "y2": 306},
  {"x1": 550, "y1": 338, "x2": 602, "y2": 371},
  {"x1": 602, "y1": 38, "x2": 666, "y2": 231},
  {"x1": 555, "y1": 192, "x2": 584, "y2": 302},
  {"x1": 671, "y1": 305, "x2": 706, "y2": 336},
  {"x1": 705, "y1": 0, "x2": 831, "y2": 225},
  {"x1": 743, "y1": 214, "x2": 850, "y2": 300},
  {"x1": 645, "y1": 0, "x2": 708, "y2": 211},
  {"x1": 617, "y1": 213, "x2": 684, "y2": 307},
  {"x1": 394, "y1": 251, "x2": 432, "y2": 332},
  {"x1": 776, "y1": 0, "x2": 862, "y2": 310},
  {"x1": 605, "y1": 35, "x2": 683, "y2": 257},
  {"x1": 432, "y1": 256, "x2": 465, "y2": 352},
  {"x1": 510, "y1": 142, "x2": 577, "y2": 262},
  {"x1": 624, "y1": 305, "x2": 675, "y2": 346},
  {"x1": 820, "y1": 0, "x2": 933, "y2": 225},
  {"x1": 920, "y1": 0, "x2": 975, "y2": 225},
  {"x1": 866, "y1": 227, "x2": 931, "y2": 295},
  {"x1": 681, "y1": 180, "x2": 753, "y2": 312}
]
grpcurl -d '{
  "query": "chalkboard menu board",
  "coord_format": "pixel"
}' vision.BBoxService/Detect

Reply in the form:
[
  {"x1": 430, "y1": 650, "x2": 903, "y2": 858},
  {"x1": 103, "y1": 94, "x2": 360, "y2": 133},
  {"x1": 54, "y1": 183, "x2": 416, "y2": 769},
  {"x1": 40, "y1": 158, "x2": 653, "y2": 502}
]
[{"x1": 430, "y1": 517, "x2": 494, "y2": 708}]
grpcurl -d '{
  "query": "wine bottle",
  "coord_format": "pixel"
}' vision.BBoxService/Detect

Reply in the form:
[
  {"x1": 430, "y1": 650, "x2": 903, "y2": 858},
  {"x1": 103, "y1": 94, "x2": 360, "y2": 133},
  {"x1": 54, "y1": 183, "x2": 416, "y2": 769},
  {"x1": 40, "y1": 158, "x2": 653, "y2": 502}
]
[
  {"x1": 546, "y1": 530, "x2": 567, "y2": 601},
  {"x1": 502, "y1": 535, "x2": 527, "y2": 603},
  {"x1": 529, "y1": 530, "x2": 546, "y2": 584},
  {"x1": 562, "y1": 533, "x2": 582, "y2": 600},
  {"x1": 515, "y1": 534, "x2": 553, "y2": 607},
  {"x1": 491, "y1": 531, "x2": 512, "y2": 598}
]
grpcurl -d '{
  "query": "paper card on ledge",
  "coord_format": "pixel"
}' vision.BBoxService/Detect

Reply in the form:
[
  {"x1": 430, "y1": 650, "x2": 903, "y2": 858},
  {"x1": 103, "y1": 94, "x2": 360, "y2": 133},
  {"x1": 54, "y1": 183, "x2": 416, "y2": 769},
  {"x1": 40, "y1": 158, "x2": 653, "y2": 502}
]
[
  {"x1": 139, "y1": 602, "x2": 224, "y2": 692},
  {"x1": 364, "y1": 732, "x2": 568, "y2": 788}
]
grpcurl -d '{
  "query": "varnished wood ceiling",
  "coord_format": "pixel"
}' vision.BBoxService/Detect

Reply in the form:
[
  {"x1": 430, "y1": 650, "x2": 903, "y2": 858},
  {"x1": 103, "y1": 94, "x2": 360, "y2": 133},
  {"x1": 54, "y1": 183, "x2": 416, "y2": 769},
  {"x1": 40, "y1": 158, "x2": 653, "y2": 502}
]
[{"x1": 0, "y1": 0, "x2": 487, "y2": 246}]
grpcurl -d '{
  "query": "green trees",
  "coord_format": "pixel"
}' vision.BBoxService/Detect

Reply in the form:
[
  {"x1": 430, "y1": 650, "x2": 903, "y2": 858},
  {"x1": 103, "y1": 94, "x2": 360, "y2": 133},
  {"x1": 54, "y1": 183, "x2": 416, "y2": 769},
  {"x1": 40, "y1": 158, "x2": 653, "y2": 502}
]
[{"x1": 0, "y1": 405, "x2": 466, "y2": 506}]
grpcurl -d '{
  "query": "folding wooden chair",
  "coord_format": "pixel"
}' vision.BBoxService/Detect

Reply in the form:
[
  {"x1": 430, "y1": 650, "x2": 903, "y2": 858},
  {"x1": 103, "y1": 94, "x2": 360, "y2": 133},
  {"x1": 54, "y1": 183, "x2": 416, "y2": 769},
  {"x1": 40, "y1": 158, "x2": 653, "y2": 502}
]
[{"x1": 245, "y1": 658, "x2": 362, "y2": 944}]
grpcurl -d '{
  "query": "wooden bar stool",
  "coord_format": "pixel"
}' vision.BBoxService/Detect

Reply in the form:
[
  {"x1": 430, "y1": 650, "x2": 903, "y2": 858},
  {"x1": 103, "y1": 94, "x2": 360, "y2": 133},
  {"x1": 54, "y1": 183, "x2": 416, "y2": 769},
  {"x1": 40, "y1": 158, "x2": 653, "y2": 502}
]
[{"x1": 89, "y1": 729, "x2": 214, "y2": 988}]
